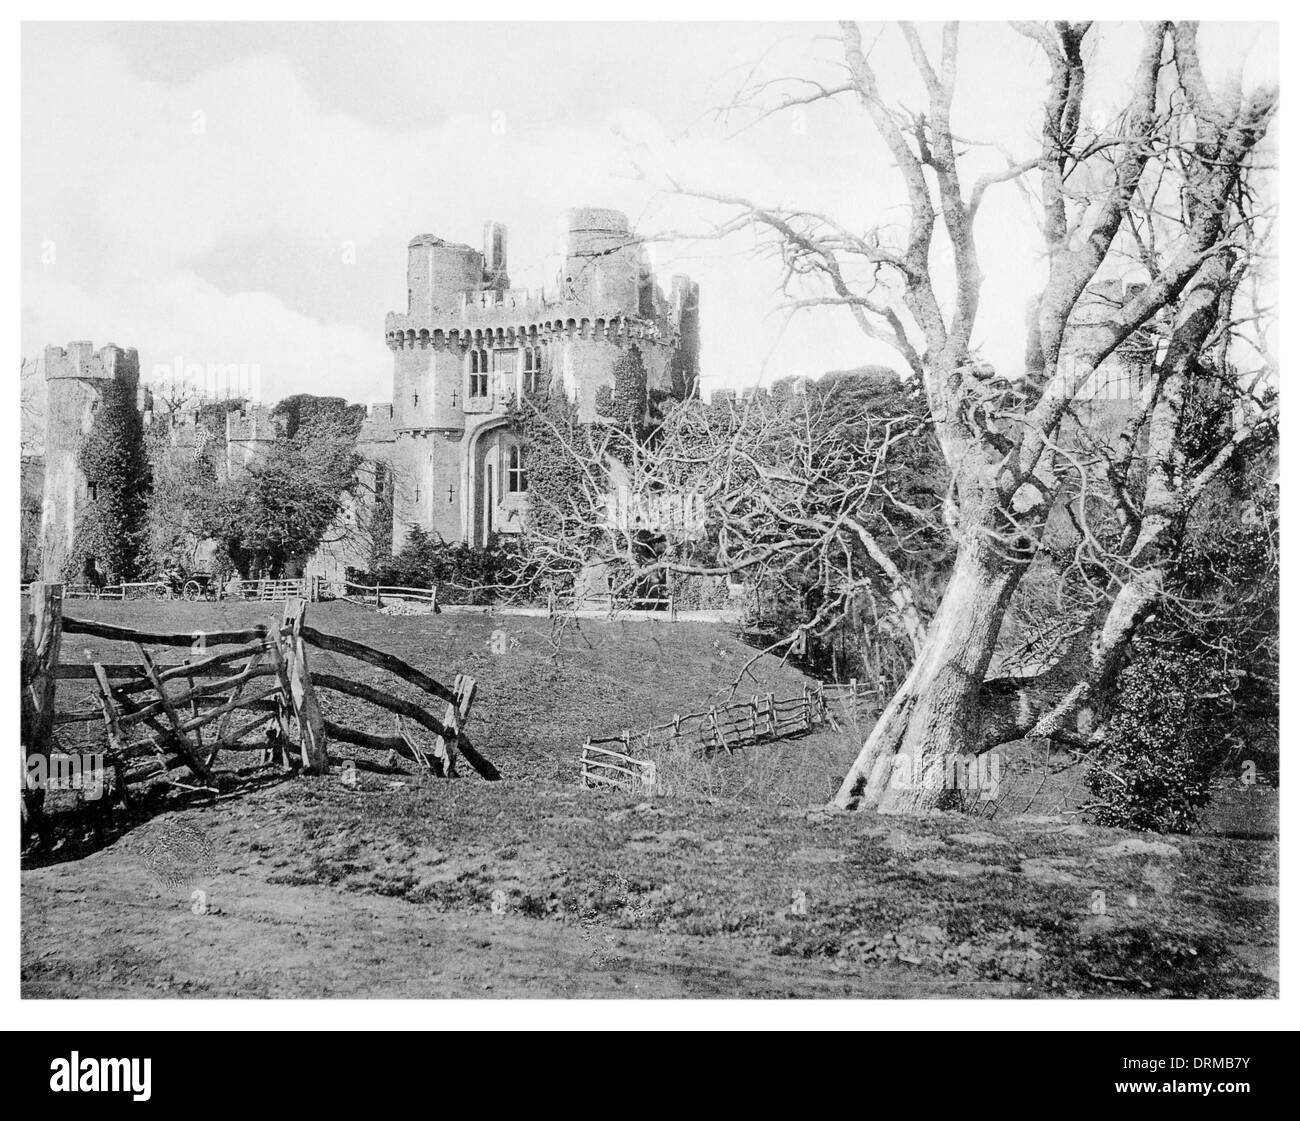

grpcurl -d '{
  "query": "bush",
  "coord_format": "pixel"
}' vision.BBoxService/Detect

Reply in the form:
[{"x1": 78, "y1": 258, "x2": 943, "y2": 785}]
[
  {"x1": 363, "y1": 527, "x2": 524, "y2": 605},
  {"x1": 1086, "y1": 644, "x2": 1224, "y2": 833}
]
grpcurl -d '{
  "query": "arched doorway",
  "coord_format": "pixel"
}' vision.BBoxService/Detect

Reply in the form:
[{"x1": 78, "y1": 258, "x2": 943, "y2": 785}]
[{"x1": 467, "y1": 421, "x2": 527, "y2": 548}]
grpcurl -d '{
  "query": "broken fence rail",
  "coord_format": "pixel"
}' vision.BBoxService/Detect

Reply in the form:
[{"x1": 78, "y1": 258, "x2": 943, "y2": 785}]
[{"x1": 578, "y1": 681, "x2": 880, "y2": 791}]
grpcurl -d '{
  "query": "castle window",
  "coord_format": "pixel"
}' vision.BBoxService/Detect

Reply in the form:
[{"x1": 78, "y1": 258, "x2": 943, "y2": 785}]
[
  {"x1": 470, "y1": 350, "x2": 489, "y2": 398},
  {"x1": 507, "y1": 445, "x2": 528, "y2": 493},
  {"x1": 523, "y1": 347, "x2": 542, "y2": 394},
  {"x1": 374, "y1": 464, "x2": 387, "y2": 499},
  {"x1": 88, "y1": 482, "x2": 99, "y2": 502},
  {"x1": 413, "y1": 392, "x2": 419, "y2": 407}
]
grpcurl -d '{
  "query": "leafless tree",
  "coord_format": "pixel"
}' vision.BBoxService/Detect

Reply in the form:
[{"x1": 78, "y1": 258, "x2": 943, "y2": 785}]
[
  {"x1": 513, "y1": 379, "x2": 949, "y2": 690},
  {"x1": 653, "y1": 21, "x2": 1277, "y2": 812}
]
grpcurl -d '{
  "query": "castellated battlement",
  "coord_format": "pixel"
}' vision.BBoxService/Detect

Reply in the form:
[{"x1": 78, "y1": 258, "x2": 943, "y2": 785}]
[
  {"x1": 20, "y1": 341, "x2": 144, "y2": 581},
  {"x1": 388, "y1": 207, "x2": 693, "y2": 350},
  {"x1": 35, "y1": 341, "x2": 140, "y2": 385},
  {"x1": 224, "y1": 401, "x2": 278, "y2": 445},
  {"x1": 386, "y1": 207, "x2": 701, "y2": 551}
]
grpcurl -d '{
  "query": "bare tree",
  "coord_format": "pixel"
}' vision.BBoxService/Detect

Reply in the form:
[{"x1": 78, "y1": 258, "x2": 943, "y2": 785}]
[
  {"x1": 512, "y1": 376, "x2": 948, "y2": 690},
  {"x1": 654, "y1": 21, "x2": 1276, "y2": 812}
]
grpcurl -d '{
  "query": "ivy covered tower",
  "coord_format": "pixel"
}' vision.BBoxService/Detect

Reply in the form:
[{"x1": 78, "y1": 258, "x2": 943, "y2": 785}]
[
  {"x1": 20, "y1": 342, "x2": 145, "y2": 581},
  {"x1": 384, "y1": 208, "x2": 700, "y2": 549}
]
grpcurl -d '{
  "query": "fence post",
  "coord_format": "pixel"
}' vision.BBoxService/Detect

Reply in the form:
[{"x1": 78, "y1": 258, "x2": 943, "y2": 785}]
[
  {"x1": 264, "y1": 635, "x2": 296, "y2": 769},
  {"x1": 709, "y1": 707, "x2": 732, "y2": 754},
  {"x1": 374, "y1": 583, "x2": 381, "y2": 608},
  {"x1": 430, "y1": 585, "x2": 438, "y2": 611},
  {"x1": 281, "y1": 598, "x2": 330, "y2": 774},
  {"x1": 431, "y1": 673, "x2": 476, "y2": 778},
  {"x1": 21, "y1": 581, "x2": 63, "y2": 831}
]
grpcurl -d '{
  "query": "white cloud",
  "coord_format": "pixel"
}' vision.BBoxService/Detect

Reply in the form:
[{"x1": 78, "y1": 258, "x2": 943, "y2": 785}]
[{"x1": 24, "y1": 22, "x2": 1275, "y2": 408}]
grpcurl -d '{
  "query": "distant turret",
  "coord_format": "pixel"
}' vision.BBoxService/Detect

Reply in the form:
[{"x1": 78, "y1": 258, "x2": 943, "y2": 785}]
[{"x1": 407, "y1": 234, "x2": 484, "y2": 317}]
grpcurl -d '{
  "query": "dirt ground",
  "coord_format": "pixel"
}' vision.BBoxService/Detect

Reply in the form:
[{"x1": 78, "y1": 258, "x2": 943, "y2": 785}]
[{"x1": 21, "y1": 600, "x2": 1279, "y2": 999}]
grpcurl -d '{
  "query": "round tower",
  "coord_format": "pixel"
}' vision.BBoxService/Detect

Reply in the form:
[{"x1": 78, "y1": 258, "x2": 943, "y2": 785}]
[
  {"x1": 559, "y1": 208, "x2": 639, "y2": 312},
  {"x1": 407, "y1": 234, "x2": 484, "y2": 318}
]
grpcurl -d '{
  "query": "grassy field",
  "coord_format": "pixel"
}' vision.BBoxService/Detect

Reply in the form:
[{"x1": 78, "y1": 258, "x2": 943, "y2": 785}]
[{"x1": 21, "y1": 599, "x2": 1279, "y2": 998}]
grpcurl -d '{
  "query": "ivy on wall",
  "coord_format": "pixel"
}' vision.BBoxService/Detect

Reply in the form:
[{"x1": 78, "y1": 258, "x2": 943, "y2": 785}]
[
  {"x1": 65, "y1": 379, "x2": 151, "y2": 582},
  {"x1": 594, "y1": 345, "x2": 647, "y2": 426},
  {"x1": 513, "y1": 395, "x2": 597, "y2": 552}
]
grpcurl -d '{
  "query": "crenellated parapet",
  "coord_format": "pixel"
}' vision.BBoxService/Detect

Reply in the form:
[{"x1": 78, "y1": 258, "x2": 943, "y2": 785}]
[
  {"x1": 384, "y1": 308, "x2": 680, "y2": 352},
  {"x1": 386, "y1": 207, "x2": 701, "y2": 551}
]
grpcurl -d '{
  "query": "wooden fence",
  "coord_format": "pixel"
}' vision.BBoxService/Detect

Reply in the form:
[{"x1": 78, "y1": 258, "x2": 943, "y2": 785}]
[
  {"x1": 578, "y1": 681, "x2": 868, "y2": 792},
  {"x1": 19, "y1": 582, "x2": 492, "y2": 830},
  {"x1": 323, "y1": 579, "x2": 439, "y2": 609},
  {"x1": 579, "y1": 736, "x2": 657, "y2": 792},
  {"x1": 818, "y1": 678, "x2": 881, "y2": 724},
  {"x1": 22, "y1": 582, "x2": 156, "y2": 601},
  {"x1": 551, "y1": 590, "x2": 676, "y2": 619},
  {"x1": 23, "y1": 578, "x2": 312, "y2": 602}
]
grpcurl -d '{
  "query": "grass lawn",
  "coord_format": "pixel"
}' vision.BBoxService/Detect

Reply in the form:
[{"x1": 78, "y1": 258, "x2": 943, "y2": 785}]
[{"x1": 21, "y1": 599, "x2": 1278, "y2": 998}]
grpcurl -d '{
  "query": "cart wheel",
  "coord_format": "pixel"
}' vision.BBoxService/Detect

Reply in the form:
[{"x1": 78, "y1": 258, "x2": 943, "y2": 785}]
[
  {"x1": 183, "y1": 579, "x2": 202, "y2": 601},
  {"x1": 153, "y1": 583, "x2": 170, "y2": 600}
]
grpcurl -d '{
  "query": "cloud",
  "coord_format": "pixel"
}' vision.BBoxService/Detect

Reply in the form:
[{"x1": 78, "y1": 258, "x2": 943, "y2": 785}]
[{"x1": 24, "y1": 267, "x2": 389, "y2": 404}]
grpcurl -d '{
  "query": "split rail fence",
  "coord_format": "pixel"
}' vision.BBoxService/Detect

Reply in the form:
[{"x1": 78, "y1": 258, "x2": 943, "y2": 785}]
[
  {"x1": 579, "y1": 678, "x2": 879, "y2": 792},
  {"x1": 20, "y1": 581, "x2": 492, "y2": 829}
]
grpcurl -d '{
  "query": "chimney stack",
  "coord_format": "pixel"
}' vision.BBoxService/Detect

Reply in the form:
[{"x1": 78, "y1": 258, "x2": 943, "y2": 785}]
[{"x1": 483, "y1": 221, "x2": 508, "y2": 290}]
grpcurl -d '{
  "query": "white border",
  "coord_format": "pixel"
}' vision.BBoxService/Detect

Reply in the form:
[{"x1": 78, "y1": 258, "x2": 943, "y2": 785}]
[{"x1": 4, "y1": 1, "x2": 1293, "y2": 1032}]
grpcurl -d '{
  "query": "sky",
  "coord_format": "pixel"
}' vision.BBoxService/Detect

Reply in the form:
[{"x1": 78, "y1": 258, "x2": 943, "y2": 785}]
[{"x1": 21, "y1": 21, "x2": 1277, "y2": 407}]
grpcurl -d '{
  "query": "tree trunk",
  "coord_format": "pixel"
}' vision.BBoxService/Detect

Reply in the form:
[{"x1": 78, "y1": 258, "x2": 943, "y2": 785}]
[{"x1": 833, "y1": 528, "x2": 1024, "y2": 812}]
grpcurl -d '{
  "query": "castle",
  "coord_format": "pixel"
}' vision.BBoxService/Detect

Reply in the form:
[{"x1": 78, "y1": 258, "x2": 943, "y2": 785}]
[
  {"x1": 384, "y1": 207, "x2": 699, "y2": 549},
  {"x1": 17, "y1": 347, "x2": 396, "y2": 582}
]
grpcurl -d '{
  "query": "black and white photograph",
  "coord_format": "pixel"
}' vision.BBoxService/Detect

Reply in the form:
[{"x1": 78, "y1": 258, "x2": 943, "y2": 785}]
[{"x1": 8, "y1": 5, "x2": 1294, "y2": 1049}]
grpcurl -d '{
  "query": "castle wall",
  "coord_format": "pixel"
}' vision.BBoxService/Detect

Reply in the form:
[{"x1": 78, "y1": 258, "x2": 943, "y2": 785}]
[
  {"x1": 224, "y1": 402, "x2": 278, "y2": 477},
  {"x1": 33, "y1": 343, "x2": 140, "y2": 581},
  {"x1": 392, "y1": 428, "x2": 462, "y2": 547},
  {"x1": 304, "y1": 402, "x2": 397, "y2": 581}
]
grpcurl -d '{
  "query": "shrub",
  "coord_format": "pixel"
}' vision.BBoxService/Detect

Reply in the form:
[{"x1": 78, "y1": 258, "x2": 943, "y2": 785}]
[
  {"x1": 1086, "y1": 643, "x2": 1224, "y2": 833},
  {"x1": 363, "y1": 527, "x2": 524, "y2": 605}
]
